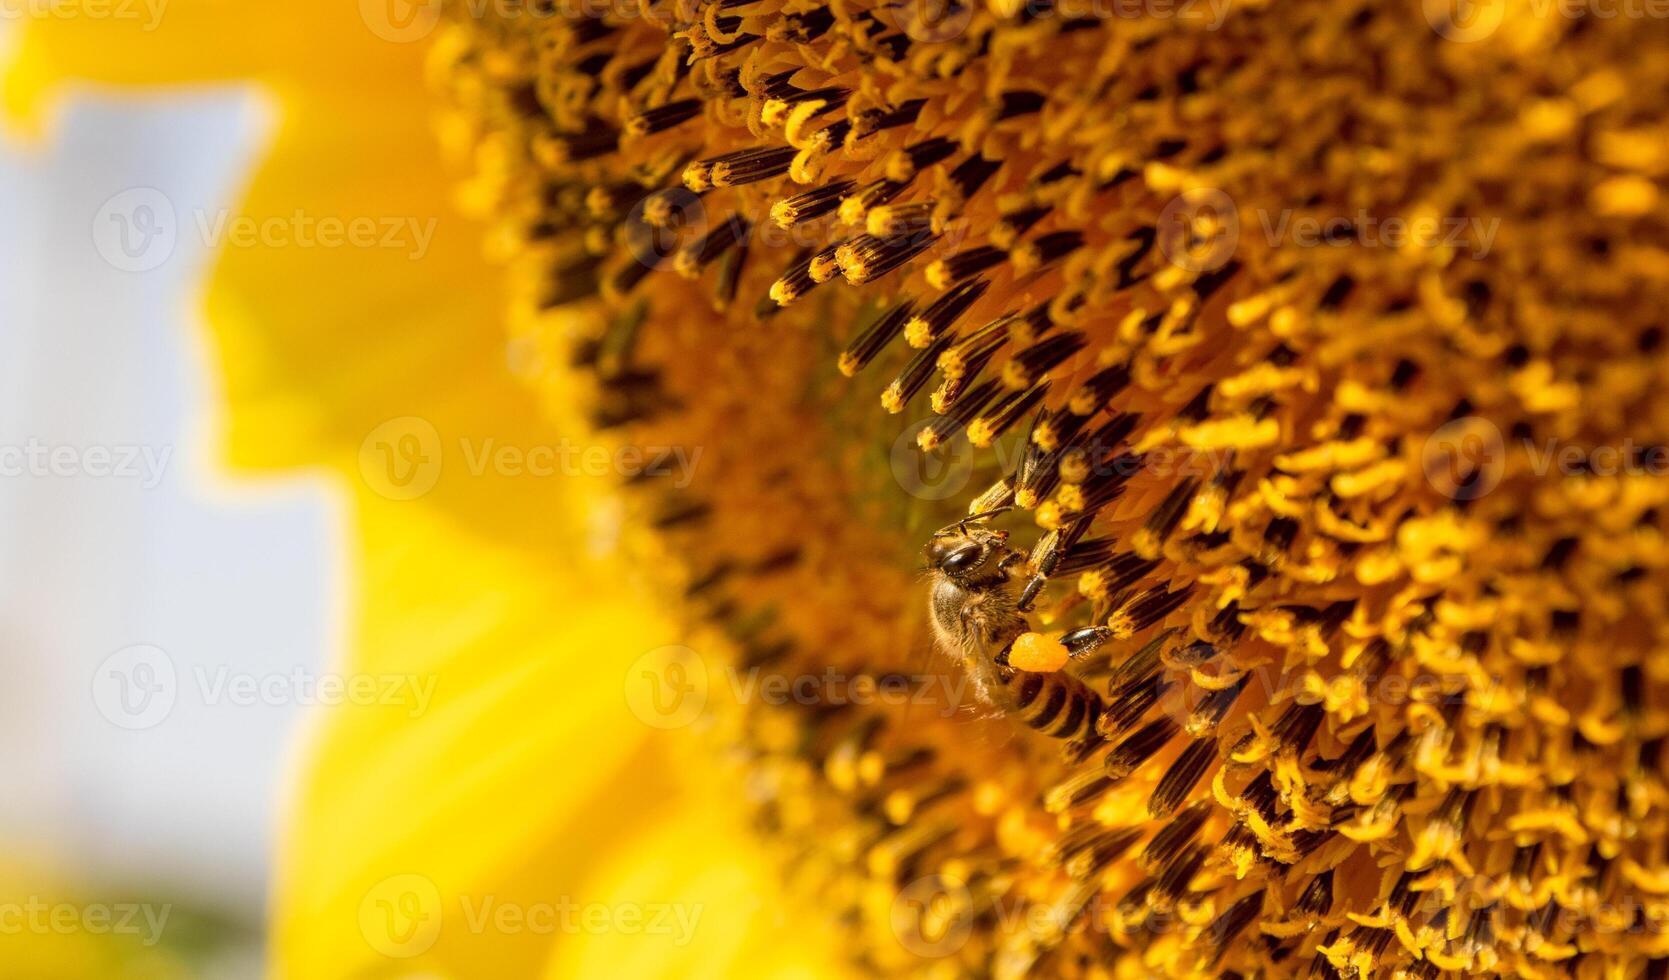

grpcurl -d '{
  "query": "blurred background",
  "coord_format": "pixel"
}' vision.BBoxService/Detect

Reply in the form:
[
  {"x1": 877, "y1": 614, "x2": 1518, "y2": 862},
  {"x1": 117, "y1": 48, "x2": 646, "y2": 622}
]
[{"x1": 0, "y1": 26, "x2": 338, "y2": 974}]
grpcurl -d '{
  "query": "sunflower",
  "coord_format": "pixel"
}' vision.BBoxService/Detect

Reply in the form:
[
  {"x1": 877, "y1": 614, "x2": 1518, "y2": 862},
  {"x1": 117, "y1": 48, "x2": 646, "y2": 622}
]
[
  {"x1": 434, "y1": 0, "x2": 1669, "y2": 975},
  {"x1": 13, "y1": 0, "x2": 1669, "y2": 976}
]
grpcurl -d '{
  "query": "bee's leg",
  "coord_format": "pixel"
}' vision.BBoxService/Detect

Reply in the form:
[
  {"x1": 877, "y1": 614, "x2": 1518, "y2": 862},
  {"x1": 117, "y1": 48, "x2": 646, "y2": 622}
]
[
  {"x1": 991, "y1": 626, "x2": 1026, "y2": 669},
  {"x1": 1061, "y1": 625, "x2": 1115, "y2": 660},
  {"x1": 1017, "y1": 516, "x2": 1093, "y2": 613},
  {"x1": 1016, "y1": 538, "x2": 1055, "y2": 612},
  {"x1": 1015, "y1": 572, "x2": 1049, "y2": 612}
]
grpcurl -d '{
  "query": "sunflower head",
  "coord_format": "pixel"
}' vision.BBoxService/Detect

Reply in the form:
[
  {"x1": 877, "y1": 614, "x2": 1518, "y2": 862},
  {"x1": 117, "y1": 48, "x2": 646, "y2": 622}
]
[{"x1": 435, "y1": 0, "x2": 1669, "y2": 974}]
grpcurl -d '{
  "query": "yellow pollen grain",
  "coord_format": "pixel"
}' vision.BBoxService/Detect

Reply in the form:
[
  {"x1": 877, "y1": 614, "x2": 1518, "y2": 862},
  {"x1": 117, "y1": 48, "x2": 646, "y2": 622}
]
[
  {"x1": 673, "y1": 249, "x2": 702, "y2": 280},
  {"x1": 837, "y1": 194, "x2": 868, "y2": 227},
  {"x1": 1595, "y1": 128, "x2": 1667, "y2": 171},
  {"x1": 788, "y1": 146, "x2": 824, "y2": 184},
  {"x1": 1592, "y1": 175, "x2": 1660, "y2": 216},
  {"x1": 1033, "y1": 420, "x2": 1060, "y2": 452},
  {"x1": 1010, "y1": 242, "x2": 1042, "y2": 275},
  {"x1": 584, "y1": 186, "x2": 617, "y2": 218},
  {"x1": 1131, "y1": 528, "x2": 1162, "y2": 561},
  {"x1": 783, "y1": 100, "x2": 828, "y2": 148},
  {"x1": 1179, "y1": 416, "x2": 1281, "y2": 451},
  {"x1": 1227, "y1": 294, "x2": 1274, "y2": 327},
  {"x1": 760, "y1": 98, "x2": 792, "y2": 128},
  {"x1": 642, "y1": 196, "x2": 675, "y2": 228},
  {"x1": 768, "y1": 198, "x2": 799, "y2": 229},
  {"x1": 856, "y1": 751, "x2": 885, "y2": 787},
  {"x1": 808, "y1": 251, "x2": 841, "y2": 283},
  {"x1": 530, "y1": 133, "x2": 569, "y2": 169},
  {"x1": 883, "y1": 790, "x2": 915, "y2": 825},
  {"x1": 835, "y1": 244, "x2": 869, "y2": 284},
  {"x1": 769, "y1": 277, "x2": 800, "y2": 306},
  {"x1": 681, "y1": 162, "x2": 711, "y2": 192}
]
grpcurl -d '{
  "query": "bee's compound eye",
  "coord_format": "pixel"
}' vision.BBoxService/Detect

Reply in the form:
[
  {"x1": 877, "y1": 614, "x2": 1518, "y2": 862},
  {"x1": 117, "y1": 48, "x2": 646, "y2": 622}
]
[{"x1": 941, "y1": 544, "x2": 982, "y2": 574}]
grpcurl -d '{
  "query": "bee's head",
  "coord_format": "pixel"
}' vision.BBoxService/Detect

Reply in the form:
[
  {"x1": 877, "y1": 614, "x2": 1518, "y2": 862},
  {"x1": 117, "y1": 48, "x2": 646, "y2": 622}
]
[{"x1": 925, "y1": 524, "x2": 1008, "y2": 580}]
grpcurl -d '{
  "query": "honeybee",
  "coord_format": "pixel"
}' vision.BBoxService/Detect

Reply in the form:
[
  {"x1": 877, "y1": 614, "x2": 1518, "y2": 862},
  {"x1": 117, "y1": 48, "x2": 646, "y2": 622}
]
[{"x1": 924, "y1": 510, "x2": 1107, "y2": 743}]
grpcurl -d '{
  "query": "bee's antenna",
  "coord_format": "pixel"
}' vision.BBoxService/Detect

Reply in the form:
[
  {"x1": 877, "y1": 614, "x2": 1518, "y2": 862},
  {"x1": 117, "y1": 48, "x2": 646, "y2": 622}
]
[{"x1": 933, "y1": 505, "x2": 1013, "y2": 538}]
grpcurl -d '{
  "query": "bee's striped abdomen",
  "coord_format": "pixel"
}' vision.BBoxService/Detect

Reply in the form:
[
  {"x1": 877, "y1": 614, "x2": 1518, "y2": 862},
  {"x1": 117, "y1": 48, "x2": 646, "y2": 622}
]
[{"x1": 1002, "y1": 668, "x2": 1103, "y2": 741}]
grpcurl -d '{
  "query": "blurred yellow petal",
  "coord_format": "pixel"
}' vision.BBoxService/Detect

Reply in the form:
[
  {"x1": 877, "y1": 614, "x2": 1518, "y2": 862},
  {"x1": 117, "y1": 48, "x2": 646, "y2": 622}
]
[
  {"x1": 0, "y1": 861, "x2": 197, "y2": 979},
  {"x1": 4, "y1": 6, "x2": 843, "y2": 979}
]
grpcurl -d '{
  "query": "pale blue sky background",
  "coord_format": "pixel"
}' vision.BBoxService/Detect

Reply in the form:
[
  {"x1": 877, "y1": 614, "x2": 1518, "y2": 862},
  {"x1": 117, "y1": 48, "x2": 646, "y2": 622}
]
[{"x1": 0, "y1": 52, "x2": 345, "y2": 943}]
